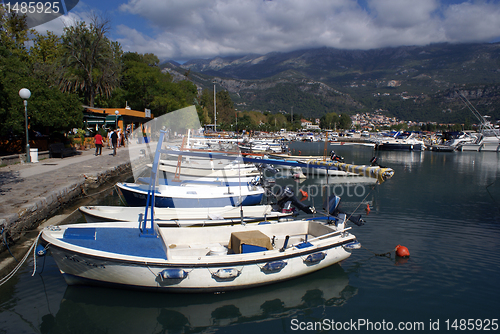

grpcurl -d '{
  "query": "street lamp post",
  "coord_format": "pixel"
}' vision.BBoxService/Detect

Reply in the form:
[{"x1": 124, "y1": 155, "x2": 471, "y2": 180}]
[
  {"x1": 19, "y1": 88, "x2": 31, "y2": 163},
  {"x1": 115, "y1": 110, "x2": 119, "y2": 129},
  {"x1": 213, "y1": 80, "x2": 217, "y2": 132}
]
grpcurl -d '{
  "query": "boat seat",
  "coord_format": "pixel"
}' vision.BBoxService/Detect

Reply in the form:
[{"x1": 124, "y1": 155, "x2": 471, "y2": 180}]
[{"x1": 167, "y1": 243, "x2": 226, "y2": 258}]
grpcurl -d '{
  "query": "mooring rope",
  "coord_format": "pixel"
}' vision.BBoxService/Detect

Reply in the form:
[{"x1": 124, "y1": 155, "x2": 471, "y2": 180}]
[
  {"x1": 361, "y1": 244, "x2": 395, "y2": 257},
  {"x1": 1, "y1": 229, "x2": 18, "y2": 263},
  {"x1": 346, "y1": 187, "x2": 374, "y2": 221},
  {"x1": 0, "y1": 230, "x2": 43, "y2": 287},
  {"x1": 113, "y1": 185, "x2": 128, "y2": 206}
]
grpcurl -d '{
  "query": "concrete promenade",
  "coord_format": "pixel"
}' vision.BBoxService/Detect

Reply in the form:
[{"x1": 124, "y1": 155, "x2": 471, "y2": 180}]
[{"x1": 0, "y1": 145, "x2": 133, "y2": 252}]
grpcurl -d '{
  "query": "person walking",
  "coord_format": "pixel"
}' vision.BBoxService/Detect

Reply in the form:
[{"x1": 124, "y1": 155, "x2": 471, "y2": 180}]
[
  {"x1": 94, "y1": 132, "x2": 103, "y2": 156},
  {"x1": 111, "y1": 129, "x2": 118, "y2": 156},
  {"x1": 107, "y1": 129, "x2": 112, "y2": 148}
]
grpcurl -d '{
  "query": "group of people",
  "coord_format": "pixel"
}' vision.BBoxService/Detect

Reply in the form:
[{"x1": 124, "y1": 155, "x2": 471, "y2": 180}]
[{"x1": 94, "y1": 128, "x2": 128, "y2": 156}]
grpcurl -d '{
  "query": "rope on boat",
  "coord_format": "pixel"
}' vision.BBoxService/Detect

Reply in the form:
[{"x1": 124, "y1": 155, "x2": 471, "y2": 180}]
[
  {"x1": 80, "y1": 180, "x2": 118, "y2": 199},
  {"x1": 1, "y1": 228, "x2": 18, "y2": 263},
  {"x1": 361, "y1": 244, "x2": 395, "y2": 257},
  {"x1": 113, "y1": 184, "x2": 128, "y2": 206},
  {"x1": 0, "y1": 230, "x2": 43, "y2": 287},
  {"x1": 346, "y1": 187, "x2": 374, "y2": 221}
]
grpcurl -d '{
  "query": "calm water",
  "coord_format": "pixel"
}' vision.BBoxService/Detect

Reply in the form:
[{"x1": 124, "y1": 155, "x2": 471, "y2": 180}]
[{"x1": 1, "y1": 142, "x2": 499, "y2": 333}]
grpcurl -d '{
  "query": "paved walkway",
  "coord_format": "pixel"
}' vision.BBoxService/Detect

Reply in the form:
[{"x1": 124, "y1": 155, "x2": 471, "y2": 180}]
[{"x1": 0, "y1": 146, "x2": 133, "y2": 245}]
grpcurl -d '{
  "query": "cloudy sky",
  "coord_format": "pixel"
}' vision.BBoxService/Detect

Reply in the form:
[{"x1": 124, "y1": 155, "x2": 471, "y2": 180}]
[{"x1": 35, "y1": 0, "x2": 500, "y2": 61}]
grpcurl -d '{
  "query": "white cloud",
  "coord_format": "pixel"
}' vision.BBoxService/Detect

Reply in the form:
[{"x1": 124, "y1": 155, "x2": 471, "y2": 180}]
[
  {"x1": 34, "y1": 0, "x2": 500, "y2": 60},
  {"x1": 33, "y1": 10, "x2": 88, "y2": 35},
  {"x1": 442, "y1": 2, "x2": 500, "y2": 43},
  {"x1": 368, "y1": 0, "x2": 439, "y2": 29}
]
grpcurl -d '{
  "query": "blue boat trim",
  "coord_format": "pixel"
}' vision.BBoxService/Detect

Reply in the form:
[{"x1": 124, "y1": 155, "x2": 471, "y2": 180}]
[
  {"x1": 63, "y1": 228, "x2": 96, "y2": 240},
  {"x1": 58, "y1": 228, "x2": 167, "y2": 259}
]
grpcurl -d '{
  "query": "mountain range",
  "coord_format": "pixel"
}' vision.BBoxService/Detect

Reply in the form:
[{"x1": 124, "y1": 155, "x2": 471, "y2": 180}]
[{"x1": 161, "y1": 43, "x2": 500, "y2": 124}]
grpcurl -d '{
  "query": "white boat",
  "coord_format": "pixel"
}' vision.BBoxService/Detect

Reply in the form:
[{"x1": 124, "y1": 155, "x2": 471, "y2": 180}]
[
  {"x1": 268, "y1": 154, "x2": 353, "y2": 176},
  {"x1": 455, "y1": 93, "x2": 500, "y2": 152},
  {"x1": 159, "y1": 158, "x2": 258, "y2": 172},
  {"x1": 373, "y1": 131, "x2": 426, "y2": 151},
  {"x1": 40, "y1": 215, "x2": 360, "y2": 292},
  {"x1": 239, "y1": 139, "x2": 287, "y2": 154},
  {"x1": 458, "y1": 130, "x2": 500, "y2": 152},
  {"x1": 153, "y1": 162, "x2": 261, "y2": 179},
  {"x1": 137, "y1": 174, "x2": 260, "y2": 185},
  {"x1": 79, "y1": 204, "x2": 293, "y2": 225},
  {"x1": 267, "y1": 154, "x2": 394, "y2": 182},
  {"x1": 116, "y1": 182, "x2": 264, "y2": 208}
]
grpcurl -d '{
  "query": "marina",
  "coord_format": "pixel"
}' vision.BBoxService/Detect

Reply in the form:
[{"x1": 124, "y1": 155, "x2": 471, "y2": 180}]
[
  {"x1": 2, "y1": 2, "x2": 500, "y2": 333},
  {"x1": 0, "y1": 137, "x2": 499, "y2": 333}
]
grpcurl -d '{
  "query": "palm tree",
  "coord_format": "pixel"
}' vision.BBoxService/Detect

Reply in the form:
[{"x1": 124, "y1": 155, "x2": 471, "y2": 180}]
[{"x1": 59, "y1": 13, "x2": 121, "y2": 107}]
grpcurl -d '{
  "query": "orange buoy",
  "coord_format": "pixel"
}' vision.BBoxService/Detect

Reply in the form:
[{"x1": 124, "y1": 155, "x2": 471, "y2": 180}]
[
  {"x1": 299, "y1": 189, "x2": 308, "y2": 201},
  {"x1": 365, "y1": 203, "x2": 371, "y2": 214},
  {"x1": 298, "y1": 150, "x2": 302, "y2": 155},
  {"x1": 395, "y1": 245, "x2": 410, "y2": 257}
]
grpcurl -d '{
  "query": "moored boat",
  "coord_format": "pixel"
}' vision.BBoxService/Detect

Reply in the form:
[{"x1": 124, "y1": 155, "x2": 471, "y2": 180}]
[
  {"x1": 40, "y1": 215, "x2": 359, "y2": 292},
  {"x1": 116, "y1": 182, "x2": 264, "y2": 208},
  {"x1": 79, "y1": 204, "x2": 294, "y2": 225},
  {"x1": 373, "y1": 131, "x2": 426, "y2": 151}
]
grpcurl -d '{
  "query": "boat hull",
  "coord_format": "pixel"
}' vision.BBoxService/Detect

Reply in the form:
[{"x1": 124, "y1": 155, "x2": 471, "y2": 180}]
[
  {"x1": 375, "y1": 143, "x2": 425, "y2": 151},
  {"x1": 79, "y1": 205, "x2": 292, "y2": 225},
  {"x1": 117, "y1": 183, "x2": 264, "y2": 208},
  {"x1": 48, "y1": 244, "x2": 351, "y2": 292},
  {"x1": 42, "y1": 221, "x2": 357, "y2": 292}
]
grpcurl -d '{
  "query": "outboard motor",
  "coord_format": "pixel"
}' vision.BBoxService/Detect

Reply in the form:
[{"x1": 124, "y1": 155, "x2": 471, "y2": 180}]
[
  {"x1": 250, "y1": 176, "x2": 261, "y2": 186},
  {"x1": 258, "y1": 163, "x2": 279, "y2": 176},
  {"x1": 330, "y1": 150, "x2": 344, "y2": 162},
  {"x1": 324, "y1": 195, "x2": 342, "y2": 215},
  {"x1": 323, "y1": 194, "x2": 364, "y2": 226},
  {"x1": 275, "y1": 186, "x2": 315, "y2": 214},
  {"x1": 370, "y1": 156, "x2": 386, "y2": 168}
]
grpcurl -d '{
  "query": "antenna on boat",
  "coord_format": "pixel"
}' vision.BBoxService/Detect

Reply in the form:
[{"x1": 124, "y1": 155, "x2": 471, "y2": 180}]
[
  {"x1": 456, "y1": 90, "x2": 488, "y2": 125},
  {"x1": 456, "y1": 90, "x2": 500, "y2": 141}
]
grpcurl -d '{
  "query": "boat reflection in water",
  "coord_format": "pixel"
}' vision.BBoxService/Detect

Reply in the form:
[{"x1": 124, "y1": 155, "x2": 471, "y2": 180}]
[{"x1": 42, "y1": 265, "x2": 356, "y2": 333}]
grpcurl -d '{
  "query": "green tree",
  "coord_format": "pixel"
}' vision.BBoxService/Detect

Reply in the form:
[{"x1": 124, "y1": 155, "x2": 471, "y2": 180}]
[
  {"x1": 0, "y1": 8, "x2": 82, "y2": 139},
  {"x1": 215, "y1": 90, "x2": 235, "y2": 129},
  {"x1": 338, "y1": 114, "x2": 352, "y2": 129},
  {"x1": 0, "y1": 6, "x2": 29, "y2": 55},
  {"x1": 29, "y1": 30, "x2": 62, "y2": 86},
  {"x1": 320, "y1": 112, "x2": 339, "y2": 130},
  {"x1": 116, "y1": 52, "x2": 198, "y2": 116},
  {"x1": 59, "y1": 14, "x2": 122, "y2": 107}
]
